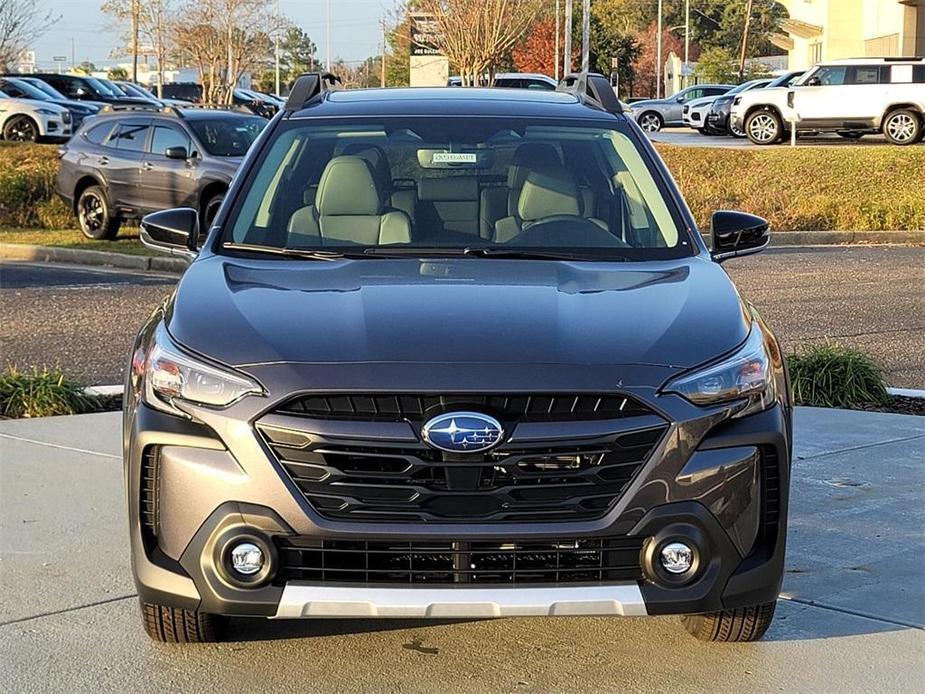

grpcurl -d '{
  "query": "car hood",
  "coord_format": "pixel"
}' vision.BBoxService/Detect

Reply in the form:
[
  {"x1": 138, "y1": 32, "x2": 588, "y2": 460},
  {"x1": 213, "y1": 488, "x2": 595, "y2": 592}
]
[
  {"x1": 168, "y1": 255, "x2": 749, "y2": 372},
  {"x1": 686, "y1": 96, "x2": 718, "y2": 109},
  {"x1": 630, "y1": 98, "x2": 669, "y2": 110},
  {"x1": 0, "y1": 96, "x2": 64, "y2": 112}
]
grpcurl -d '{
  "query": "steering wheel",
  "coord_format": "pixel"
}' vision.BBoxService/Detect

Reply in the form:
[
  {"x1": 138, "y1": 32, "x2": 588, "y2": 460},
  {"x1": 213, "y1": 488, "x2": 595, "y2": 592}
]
[{"x1": 511, "y1": 215, "x2": 631, "y2": 248}]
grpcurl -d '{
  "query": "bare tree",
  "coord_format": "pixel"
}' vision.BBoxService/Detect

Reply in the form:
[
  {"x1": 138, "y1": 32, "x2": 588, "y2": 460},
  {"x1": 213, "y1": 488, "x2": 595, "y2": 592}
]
[
  {"x1": 102, "y1": 0, "x2": 175, "y2": 95},
  {"x1": 174, "y1": 0, "x2": 280, "y2": 103},
  {"x1": 0, "y1": 0, "x2": 58, "y2": 71},
  {"x1": 415, "y1": 0, "x2": 543, "y2": 86}
]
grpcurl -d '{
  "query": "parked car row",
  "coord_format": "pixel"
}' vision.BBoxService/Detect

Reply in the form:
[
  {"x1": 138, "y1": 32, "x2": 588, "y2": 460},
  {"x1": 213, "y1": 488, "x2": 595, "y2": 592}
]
[
  {"x1": 632, "y1": 57, "x2": 924, "y2": 146},
  {"x1": 0, "y1": 73, "x2": 283, "y2": 143}
]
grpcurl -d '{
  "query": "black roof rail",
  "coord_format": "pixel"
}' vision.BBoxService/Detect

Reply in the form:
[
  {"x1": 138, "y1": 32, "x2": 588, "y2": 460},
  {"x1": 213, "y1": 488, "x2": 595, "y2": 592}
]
[
  {"x1": 284, "y1": 72, "x2": 342, "y2": 112},
  {"x1": 557, "y1": 72, "x2": 623, "y2": 115}
]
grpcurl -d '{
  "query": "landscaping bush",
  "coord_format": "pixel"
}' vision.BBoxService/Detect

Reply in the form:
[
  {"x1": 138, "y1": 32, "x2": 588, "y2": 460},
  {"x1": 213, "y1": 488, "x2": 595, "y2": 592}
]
[
  {"x1": 0, "y1": 142, "x2": 73, "y2": 229},
  {"x1": 656, "y1": 144, "x2": 925, "y2": 232},
  {"x1": 787, "y1": 344, "x2": 890, "y2": 409},
  {"x1": 0, "y1": 366, "x2": 99, "y2": 418}
]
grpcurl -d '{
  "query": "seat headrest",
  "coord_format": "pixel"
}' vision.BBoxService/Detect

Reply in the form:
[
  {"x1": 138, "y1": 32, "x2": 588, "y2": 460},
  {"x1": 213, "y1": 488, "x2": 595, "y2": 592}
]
[
  {"x1": 341, "y1": 143, "x2": 392, "y2": 189},
  {"x1": 517, "y1": 165, "x2": 582, "y2": 222},
  {"x1": 316, "y1": 156, "x2": 383, "y2": 216},
  {"x1": 507, "y1": 143, "x2": 561, "y2": 189}
]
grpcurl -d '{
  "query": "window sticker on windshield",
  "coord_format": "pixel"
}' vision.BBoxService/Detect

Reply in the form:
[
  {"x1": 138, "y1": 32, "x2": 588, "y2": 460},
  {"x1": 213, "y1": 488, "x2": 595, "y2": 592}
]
[{"x1": 431, "y1": 152, "x2": 478, "y2": 163}]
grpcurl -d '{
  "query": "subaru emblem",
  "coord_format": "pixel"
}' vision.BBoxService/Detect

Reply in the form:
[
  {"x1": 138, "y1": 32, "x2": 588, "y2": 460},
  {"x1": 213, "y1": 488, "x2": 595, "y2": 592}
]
[{"x1": 422, "y1": 411, "x2": 504, "y2": 453}]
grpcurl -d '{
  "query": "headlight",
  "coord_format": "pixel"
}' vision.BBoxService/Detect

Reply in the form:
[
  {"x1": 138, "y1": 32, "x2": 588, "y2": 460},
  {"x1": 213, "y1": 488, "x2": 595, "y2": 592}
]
[
  {"x1": 664, "y1": 324, "x2": 779, "y2": 418},
  {"x1": 142, "y1": 325, "x2": 263, "y2": 416}
]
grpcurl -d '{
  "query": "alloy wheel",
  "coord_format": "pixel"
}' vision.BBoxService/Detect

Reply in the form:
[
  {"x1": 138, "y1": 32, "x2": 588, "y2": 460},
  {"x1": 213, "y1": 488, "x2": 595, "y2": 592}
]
[
  {"x1": 4, "y1": 117, "x2": 38, "y2": 142},
  {"x1": 748, "y1": 113, "x2": 778, "y2": 143},
  {"x1": 79, "y1": 193, "x2": 104, "y2": 234},
  {"x1": 639, "y1": 114, "x2": 661, "y2": 132},
  {"x1": 886, "y1": 113, "x2": 917, "y2": 143}
]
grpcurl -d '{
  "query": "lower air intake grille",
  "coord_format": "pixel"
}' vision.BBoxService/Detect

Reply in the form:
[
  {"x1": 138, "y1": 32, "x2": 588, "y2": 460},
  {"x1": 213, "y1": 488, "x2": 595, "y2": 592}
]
[
  {"x1": 275, "y1": 536, "x2": 645, "y2": 585},
  {"x1": 140, "y1": 446, "x2": 160, "y2": 539},
  {"x1": 760, "y1": 445, "x2": 780, "y2": 540}
]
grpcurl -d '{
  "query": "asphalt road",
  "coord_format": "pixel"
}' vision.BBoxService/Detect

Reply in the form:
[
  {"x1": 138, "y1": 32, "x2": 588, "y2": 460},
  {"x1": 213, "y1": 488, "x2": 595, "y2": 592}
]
[
  {"x1": 648, "y1": 126, "x2": 898, "y2": 148},
  {"x1": 1, "y1": 246, "x2": 923, "y2": 387}
]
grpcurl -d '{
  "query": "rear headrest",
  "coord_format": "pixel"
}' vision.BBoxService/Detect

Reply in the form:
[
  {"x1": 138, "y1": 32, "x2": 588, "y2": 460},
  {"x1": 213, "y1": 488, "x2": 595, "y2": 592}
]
[
  {"x1": 517, "y1": 165, "x2": 582, "y2": 222},
  {"x1": 315, "y1": 156, "x2": 383, "y2": 216},
  {"x1": 507, "y1": 143, "x2": 561, "y2": 189},
  {"x1": 341, "y1": 143, "x2": 392, "y2": 189},
  {"x1": 418, "y1": 176, "x2": 479, "y2": 202}
]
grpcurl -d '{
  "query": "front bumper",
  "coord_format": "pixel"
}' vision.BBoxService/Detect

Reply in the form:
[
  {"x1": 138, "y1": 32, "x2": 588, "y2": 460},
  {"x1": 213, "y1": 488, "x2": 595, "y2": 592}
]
[{"x1": 125, "y1": 371, "x2": 791, "y2": 620}]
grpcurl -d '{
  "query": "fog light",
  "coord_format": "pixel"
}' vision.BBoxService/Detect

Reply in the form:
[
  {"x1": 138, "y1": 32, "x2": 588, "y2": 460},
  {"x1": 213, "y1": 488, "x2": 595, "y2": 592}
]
[
  {"x1": 660, "y1": 542, "x2": 693, "y2": 574},
  {"x1": 230, "y1": 542, "x2": 264, "y2": 575}
]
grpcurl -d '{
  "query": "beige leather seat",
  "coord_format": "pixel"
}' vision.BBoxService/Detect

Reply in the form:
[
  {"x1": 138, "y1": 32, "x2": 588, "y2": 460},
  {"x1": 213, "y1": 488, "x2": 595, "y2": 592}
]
[
  {"x1": 288, "y1": 156, "x2": 412, "y2": 246},
  {"x1": 494, "y1": 165, "x2": 606, "y2": 243}
]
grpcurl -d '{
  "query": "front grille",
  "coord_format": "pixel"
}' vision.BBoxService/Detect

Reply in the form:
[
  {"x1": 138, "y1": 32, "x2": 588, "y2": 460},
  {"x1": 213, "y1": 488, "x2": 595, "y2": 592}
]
[
  {"x1": 140, "y1": 446, "x2": 160, "y2": 539},
  {"x1": 276, "y1": 392, "x2": 654, "y2": 422},
  {"x1": 262, "y1": 425, "x2": 666, "y2": 522},
  {"x1": 275, "y1": 536, "x2": 645, "y2": 585}
]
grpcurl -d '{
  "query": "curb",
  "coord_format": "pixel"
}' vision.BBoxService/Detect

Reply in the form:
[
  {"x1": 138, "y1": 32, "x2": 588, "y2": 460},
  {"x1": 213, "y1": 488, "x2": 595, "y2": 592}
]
[{"x1": 0, "y1": 243, "x2": 188, "y2": 274}]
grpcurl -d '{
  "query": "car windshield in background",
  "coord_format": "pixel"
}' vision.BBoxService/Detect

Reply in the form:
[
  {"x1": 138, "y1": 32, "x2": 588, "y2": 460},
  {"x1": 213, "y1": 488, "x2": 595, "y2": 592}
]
[
  {"x1": 188, "y1": 117, "x2": 265, "y2": 156},
  {"x1": 225, "y1": 117, "x2": 688, "y2": 260},
  {"x1": 2, "y1": 79, "x2": 50, "y2": 100},
  {"x1": 85, "y1": 77, "x2": 121, "y2": 97},
  {"x1": 23, "y1": 79, "x2": 66, "y2": 99}
]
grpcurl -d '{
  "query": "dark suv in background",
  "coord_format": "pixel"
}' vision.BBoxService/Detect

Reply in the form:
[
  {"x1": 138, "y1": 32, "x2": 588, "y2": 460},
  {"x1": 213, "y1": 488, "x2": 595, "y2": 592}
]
[
  {"x1": 56, "y1": 108, "x2": 265, "y2": 238},
  {"x1": 28, "y1": 73, "x2": 151, "y2": 108},
  {"x1": 0, "y1": 76, "x2": 101, "y2": 129}
]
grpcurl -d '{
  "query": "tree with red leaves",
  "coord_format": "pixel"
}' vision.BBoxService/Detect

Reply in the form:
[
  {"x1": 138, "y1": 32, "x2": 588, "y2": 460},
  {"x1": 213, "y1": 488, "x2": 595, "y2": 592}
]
[
  {"x1": 512, "y1": 17, "x2": 576, "y2": 78},
  {"x1": 634, "y1": 21, "x2": 688, "y2": 99}
]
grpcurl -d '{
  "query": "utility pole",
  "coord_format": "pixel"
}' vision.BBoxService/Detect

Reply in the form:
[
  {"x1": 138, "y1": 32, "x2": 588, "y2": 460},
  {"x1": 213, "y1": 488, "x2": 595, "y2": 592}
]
[
  {"x1": 326, "y1": 0, "x2": 332, "y2": 72},
  {"x1": 656, "y1": 0, "x2": 663, "y2": 98},
  {"x1": 564, "y1": 0, "x2": 573, "y2": 75},
  {"x1": 739, "y1": 0, "x2": 754, "y2": 81},
  {"x1": 684, "y1": 0, "x2": 690, "y2": 87},
  {"x1": 227, "y1": 13, "x2": 234, "y2": 103},
  {"x1": 71, "y1": 38, "x2": 76, "y2": 71},
  {"x1": 131, "y1": 0, "x2": 140, "y2": 83},
  {"x1": 274, "y1": 0, "x2": 281, "y2": 96},
  {"x1": 581, "y1": 0, "x2": 590, "y2": 73},
  {"x1": 380, "y1": 20, "x2": 386, "y2": 87},
  {"x1": 555, "y1": 0, "x2": 560, "y2": 81}
]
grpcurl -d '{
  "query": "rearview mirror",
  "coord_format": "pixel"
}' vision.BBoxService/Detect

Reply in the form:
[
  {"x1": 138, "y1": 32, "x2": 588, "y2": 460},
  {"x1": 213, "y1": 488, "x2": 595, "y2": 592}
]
[
  {"x1": 164, "y1": 145, "x2": 189, "y2": 160},
  {"x1": 140, "y1": 207, "x2": 199, "y2": 259},
  {"x1": 710, "y1": 210, "x2": 770, "y2": 262}
]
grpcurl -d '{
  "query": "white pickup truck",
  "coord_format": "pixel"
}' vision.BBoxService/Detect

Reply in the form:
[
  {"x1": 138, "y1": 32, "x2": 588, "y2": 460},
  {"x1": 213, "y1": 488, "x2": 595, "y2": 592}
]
[{"x1": 731, "y1": 57, "x2": 925, "y2": 146}]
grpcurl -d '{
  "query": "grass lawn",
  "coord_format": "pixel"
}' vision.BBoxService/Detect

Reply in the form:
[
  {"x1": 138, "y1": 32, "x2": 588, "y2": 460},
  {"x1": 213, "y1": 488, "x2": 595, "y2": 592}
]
[{"x1": 0, "y1": 227, "x2": 157, "y2": 256}]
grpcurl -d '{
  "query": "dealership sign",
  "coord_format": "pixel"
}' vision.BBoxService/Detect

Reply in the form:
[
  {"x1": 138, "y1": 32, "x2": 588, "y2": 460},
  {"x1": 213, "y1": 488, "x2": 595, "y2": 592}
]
[{"x1": 410, "y1": 12, "x2": 443, "y2": 56}]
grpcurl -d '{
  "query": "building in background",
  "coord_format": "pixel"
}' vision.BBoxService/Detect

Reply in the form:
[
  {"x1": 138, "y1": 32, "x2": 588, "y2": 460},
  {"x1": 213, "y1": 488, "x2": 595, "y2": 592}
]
[{"x1": 772, "y1": 0, "x2": 924, "y2": 69}]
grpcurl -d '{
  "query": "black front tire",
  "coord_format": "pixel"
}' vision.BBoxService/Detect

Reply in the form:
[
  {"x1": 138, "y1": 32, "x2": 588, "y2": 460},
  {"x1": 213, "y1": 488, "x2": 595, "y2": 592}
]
[
  {"x1": 745, "y1": 110, "x2": 783, "y2": 145},
  {"x1": 3, "y1": 115, "x2": 40, "y2": 142},
  {"x1": 77, "y1": 185, "x2": 120, "y2": 240},
  {"x1": 681, "y1": 601, "x2": 777, "y2": 642},
  {"x1": 638, "y1": 112, "x2": 664, "y2": 133},
  {"x1": 882, "y1": 109, "x2": 923, "y2": 146},
  {"x1": 140, "y1": 601, "x2": 222, "y2": 643},
  {"x1": 201, "y1": 192, "x2": 225, "y2": 230}
]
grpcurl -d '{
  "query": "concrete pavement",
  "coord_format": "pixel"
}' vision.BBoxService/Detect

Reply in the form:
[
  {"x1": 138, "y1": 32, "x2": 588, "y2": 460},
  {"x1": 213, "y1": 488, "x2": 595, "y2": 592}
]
[{"x1": 1, "y1": 407, "x2": 923, "y2": 692}]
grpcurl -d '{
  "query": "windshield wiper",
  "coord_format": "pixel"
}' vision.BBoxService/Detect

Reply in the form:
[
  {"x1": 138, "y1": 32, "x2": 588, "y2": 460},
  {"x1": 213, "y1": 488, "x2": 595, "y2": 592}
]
[
  {"x1": 462, "y1": 247, "x2": 629, "y2": 262},
  {"x1": 223, "y1": 242, "x2": 367, "y2": 260}
]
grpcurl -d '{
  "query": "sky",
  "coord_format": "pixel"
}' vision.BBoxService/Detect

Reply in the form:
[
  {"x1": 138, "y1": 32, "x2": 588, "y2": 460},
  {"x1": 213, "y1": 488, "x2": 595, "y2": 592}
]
[{"x1": 33, "y1": 0, "x2": 389, "y2": 70}]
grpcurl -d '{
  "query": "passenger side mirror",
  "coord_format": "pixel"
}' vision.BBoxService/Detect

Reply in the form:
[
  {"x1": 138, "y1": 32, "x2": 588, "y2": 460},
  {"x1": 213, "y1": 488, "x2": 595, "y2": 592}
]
[
  {"x1": 164, "y1": 145, "x2": 189, "y2": 160},
  {"x1": 805, "y1": 77, "x2": 821, "y2": 87},
  {"x1": 140, "y1": 207, "x2": 199, "y2": 259},
  {"x1": 710, "y1": 210, "x2": 770, "y2": 262}
]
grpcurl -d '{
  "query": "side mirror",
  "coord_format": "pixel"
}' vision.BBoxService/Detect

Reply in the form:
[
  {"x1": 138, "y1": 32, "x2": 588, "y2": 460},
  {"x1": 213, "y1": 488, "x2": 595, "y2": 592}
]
[
  {"x1": 164, "y1": 145, "x2": 189, "y2": 160},
  {"x1": 140, "y1": 207, "x2": 199, "y2": 259},
  {"x1": 710, "y1": 210, "x2": 770, "y2": 262},
  {"x1": 805, "y1": 77, "x2": 821, "y2": 87}
]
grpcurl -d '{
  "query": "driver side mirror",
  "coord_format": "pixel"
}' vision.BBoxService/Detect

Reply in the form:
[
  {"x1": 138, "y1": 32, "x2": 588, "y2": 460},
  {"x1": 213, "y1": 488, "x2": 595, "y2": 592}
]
[
  {"x1": 164, "y1": 145, "x2": 189, "y2": 160},
  {"x1": 710, "y1": 210, "x2": 770, "y2": 262},
  {"x1": 140, "y1": 207, "x2": 199, "y2": 259},
  {"x1": 805, "y1": 77, "x2": 821, "y2": 87}
]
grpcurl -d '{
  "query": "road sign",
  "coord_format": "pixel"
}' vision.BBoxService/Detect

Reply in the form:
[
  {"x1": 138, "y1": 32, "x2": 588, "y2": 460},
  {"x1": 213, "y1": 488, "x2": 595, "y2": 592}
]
[{"x1": 53, "y1": 55, "x2": 67, "y2": 62}]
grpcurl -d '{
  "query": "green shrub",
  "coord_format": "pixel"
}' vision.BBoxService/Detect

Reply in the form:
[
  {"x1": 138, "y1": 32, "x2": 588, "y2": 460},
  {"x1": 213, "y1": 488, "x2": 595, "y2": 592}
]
[
  {"x1": 0, "y1": 143, "x2": 73, "y2": 229},
  {"x1": 656, "y1": 144, "x2": 925, "y2": 232},
  {"x1": 0, "y1": 366, "x2": 98, "y2": 418},
  {"x1": 787, "y1": 344, "x2": 889, "y2": 409}
]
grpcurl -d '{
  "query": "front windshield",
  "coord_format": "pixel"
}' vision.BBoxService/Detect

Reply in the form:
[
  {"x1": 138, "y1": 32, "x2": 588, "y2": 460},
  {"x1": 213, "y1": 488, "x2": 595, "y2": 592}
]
[
  {"x1": 188, "y1": 117, "x2": 266, "y2": 156},
  {"x1": 3, "y1": 79, "x2": 50, "y2": 100},
  {"x1": 225, "y1": 117, "x2": 689, "y2": 260},
  {"x1": 86, "y1": 77, "x2": 121, "y2": 97}
]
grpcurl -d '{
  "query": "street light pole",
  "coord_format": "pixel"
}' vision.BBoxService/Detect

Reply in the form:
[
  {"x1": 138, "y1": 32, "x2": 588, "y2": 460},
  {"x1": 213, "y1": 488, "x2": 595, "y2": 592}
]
[
  {"x1": 656, "y1": 0, "x2": 663, "y2": 98},
  {"x1": 684, "y1": 0, "x2": 690, "y2": 86},
  {"x1": 326, "y1": 0, "x2": 332, "y2": 71},
  {"x1": 274, "y1": 0, "x2": 281, "y2": 96},
  {"x1": 564, "y1": 0, "x2": 573, "y2": 75},
  {"x1": 581, "y1": 0, "x2": 590, "y2": 73},
  {"x1": 555, "y1": 0, "x2": 560, "y2": 81}
]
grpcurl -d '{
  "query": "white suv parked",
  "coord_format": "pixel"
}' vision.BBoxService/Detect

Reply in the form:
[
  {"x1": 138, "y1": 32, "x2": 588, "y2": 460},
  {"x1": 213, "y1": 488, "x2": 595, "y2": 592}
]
[
  {"x1": 0, "y1": 90, "x2": 72, "y2": 142},
  {"x1": 731, "y1": 58, "x2": 925, "y2": 146}
]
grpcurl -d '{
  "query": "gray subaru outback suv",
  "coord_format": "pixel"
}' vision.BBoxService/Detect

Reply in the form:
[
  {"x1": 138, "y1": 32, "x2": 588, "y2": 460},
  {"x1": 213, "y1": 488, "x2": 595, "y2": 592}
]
[{"x1": 127, "y1": 73, "x2": 791, "y2": 644}]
